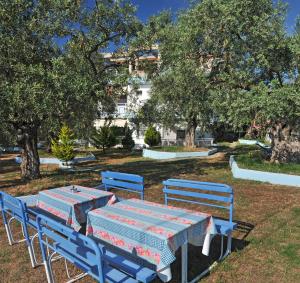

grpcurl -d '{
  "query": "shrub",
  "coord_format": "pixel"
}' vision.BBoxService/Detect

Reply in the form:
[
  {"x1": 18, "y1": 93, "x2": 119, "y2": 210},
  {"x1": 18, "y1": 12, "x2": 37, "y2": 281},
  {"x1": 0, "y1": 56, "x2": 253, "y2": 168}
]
[
  {"x1": 51, "y1": 125, "x2": 75, "y2": 165},
  {"x1": 122, "y1": 123, "x2": 135, "y2": 151},
  {"x1": 90, "y1": 125, "x2": 117, "y2": 153},
  {"x1": 144, "y1": 126, "x2": 161, "y2": 147},
  {"x1": 110, "y1": 125, "x2": 125, "y2": 144}
]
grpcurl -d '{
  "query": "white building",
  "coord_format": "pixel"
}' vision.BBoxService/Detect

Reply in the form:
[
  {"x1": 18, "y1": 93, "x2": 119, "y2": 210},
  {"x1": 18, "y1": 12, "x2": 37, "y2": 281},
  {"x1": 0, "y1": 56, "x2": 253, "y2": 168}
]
[{"x1": 94, "y1": 47, "x2": 213, "y2": 147}]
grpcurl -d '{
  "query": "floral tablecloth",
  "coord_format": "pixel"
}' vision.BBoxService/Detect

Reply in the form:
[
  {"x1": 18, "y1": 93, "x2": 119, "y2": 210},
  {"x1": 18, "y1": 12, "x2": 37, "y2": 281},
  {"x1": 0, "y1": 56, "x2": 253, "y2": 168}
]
[
  {"x1": 37, "y1": 185, "x2": 115, "y2": 231},
  {"x1": 86, "y1": 198, "x2": 216, "y2": 281}
]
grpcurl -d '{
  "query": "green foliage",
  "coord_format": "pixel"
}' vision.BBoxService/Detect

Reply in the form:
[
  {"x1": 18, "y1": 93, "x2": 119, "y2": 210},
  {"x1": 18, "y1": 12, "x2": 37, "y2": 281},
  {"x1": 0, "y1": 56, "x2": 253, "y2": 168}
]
[
  {"x1": 51, "y1": 125, "x2": 75, "y2": 164},
  {"x1": 121, "y1": 124, "x2": 135, "y2": 151},
  {"x1": 0, "y1": 0, "x2": 140, "y2": 178},
  {"x1": 111, "y1": 126, "x2": 125, "y2": 137},
  {"x1": 236, "y1": 149, "x2": 300, "y2": 175},
  {"x1": 134, "y1": 0, "x2": 300, "y2": 160},
  {"x1": 110, "y1": 126, "x2": 125, "y2": 144},
  {"x1": 90, "y1": 125, "x2": 117, "y2": 153},
  {"x1": 144, "y1": 126, "x2": 161, "y2": 147}
]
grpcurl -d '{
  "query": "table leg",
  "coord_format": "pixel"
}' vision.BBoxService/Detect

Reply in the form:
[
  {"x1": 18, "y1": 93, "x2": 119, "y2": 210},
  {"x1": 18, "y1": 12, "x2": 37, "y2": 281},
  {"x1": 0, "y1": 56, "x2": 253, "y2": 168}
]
[{"x1": 181, "y1": 242, "x2": 188, "y2": 283}]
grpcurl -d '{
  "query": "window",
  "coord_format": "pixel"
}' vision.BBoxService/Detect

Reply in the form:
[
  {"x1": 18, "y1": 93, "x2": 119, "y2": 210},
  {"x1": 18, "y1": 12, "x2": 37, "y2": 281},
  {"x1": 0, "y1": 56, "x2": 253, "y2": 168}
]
[
  {"x1": 176, "y1": 130, "x2": 186, "y2": 139},
  {"x1": 117, "y1": 103, "x2": 127, "y2": 116}
]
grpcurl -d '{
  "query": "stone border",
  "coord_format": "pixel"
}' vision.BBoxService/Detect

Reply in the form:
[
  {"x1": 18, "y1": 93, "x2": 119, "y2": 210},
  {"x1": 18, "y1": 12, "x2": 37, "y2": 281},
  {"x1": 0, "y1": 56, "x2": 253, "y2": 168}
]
[
  {"x1": 143, "y1": 148, "x2": 218, "y2": 160},
  {"x1": 15, "y1": 153, "x2": 96, "y2": 167},
  {"x1": 238, "y1": 139, "x2": 271, "y2": 149},
  {"x1": 229, "y1": 155, "x2": 300, "y2": 187},
  {"x1": 238, "y1": 139, "x2": 257, "y2": 145}
]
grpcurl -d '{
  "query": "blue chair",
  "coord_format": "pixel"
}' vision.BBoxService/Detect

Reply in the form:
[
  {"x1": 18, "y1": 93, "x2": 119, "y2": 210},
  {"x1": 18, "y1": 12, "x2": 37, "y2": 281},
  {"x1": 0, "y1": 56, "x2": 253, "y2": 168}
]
[
  {"x1": 36, "y1": 214, "x2": 156, "y2": 283},
  {"x1": 100, "y1": 171, "x2": 145, "y2": 200},
  {"x1": 0, "y1": 191, "x2": 41, "y2": 267},
  {"x1": 163, "y1": 178, "x2": 237, "y2": 278}
]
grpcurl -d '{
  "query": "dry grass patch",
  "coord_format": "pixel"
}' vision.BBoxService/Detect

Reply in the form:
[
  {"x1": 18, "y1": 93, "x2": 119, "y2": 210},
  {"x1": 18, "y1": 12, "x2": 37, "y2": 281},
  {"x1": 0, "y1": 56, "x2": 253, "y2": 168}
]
[{"x1": 0, "y1": 146, "x2": 300, "y2": 282}]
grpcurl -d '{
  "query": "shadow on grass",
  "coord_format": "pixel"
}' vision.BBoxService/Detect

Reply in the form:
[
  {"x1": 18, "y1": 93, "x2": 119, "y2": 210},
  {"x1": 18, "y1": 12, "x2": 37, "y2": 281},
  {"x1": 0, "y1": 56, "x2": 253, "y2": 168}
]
[
  {"x1": 185, "y1": 235, "x2": 251, "y2": 282},
  {"x1": 226, "y1": 145, "x2": 258, "y2": 157},
  {"x1": 90, "y1": 228, "x2": 252, "y2": 283},
  {"x1": 0, "y1": 158, "x2": 20, "y2": 175},
  {"x1": 0, "y1": 178, "x2": 26, "y2": 190},
  {"x1": 234, "y1": 220, "x2": 255, "y2": 240}
]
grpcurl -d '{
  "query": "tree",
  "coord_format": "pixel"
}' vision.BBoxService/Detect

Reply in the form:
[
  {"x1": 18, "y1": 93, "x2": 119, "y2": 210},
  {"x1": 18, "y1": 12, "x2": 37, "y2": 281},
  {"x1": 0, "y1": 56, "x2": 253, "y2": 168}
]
[
  {"x1": 51, "y1": 125, "x2": 75, "y2": 166},
  {"x1": 144, "y1": 126, "x2": 161, "y2": 147},
  {"x1": 122, "y1": 123, "x2": 135, "y2": 150},
  {"x1": 135, "y1": 0, "x2": 300, "y2": 162},
  {"x1": 132, "y1": 12, "x2": 214, "y2": 147},
  {"x1": 206, "y1": 0, "x2": 300, "y2": 163},
  {"x1": 90, "y1": 125, "x2": 117, "y2": 153},
  {"x1": 0, "y1": 0, "x2": 140, "y2": 179}
]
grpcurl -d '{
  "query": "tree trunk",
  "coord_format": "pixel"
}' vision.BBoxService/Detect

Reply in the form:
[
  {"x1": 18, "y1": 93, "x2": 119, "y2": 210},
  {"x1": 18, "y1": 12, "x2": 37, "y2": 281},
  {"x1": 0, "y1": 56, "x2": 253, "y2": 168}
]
[
  {"x1": 17, "y1": 125, "x2": 41, "y2": 180},
  {"x1": 185, "y1": 117, "x2": 197, "y2": 147},
  {"x1": 269, "y1": 121, "x2": 300, "y2": 163},
  {"x1": 46, "y1": 133, "x2": 55, "y2": 153},
  {"x1": 246, "y1": 118, "x2": 261, "y2": 139}
]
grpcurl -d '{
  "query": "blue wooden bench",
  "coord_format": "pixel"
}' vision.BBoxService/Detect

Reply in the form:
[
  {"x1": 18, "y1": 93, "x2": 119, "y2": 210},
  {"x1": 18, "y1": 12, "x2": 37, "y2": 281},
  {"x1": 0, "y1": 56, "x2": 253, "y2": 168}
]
[
  {"x1": 0, "y1": 191, "x2": 42, "y2": 268},
  {"x1": 36, "y1": 214, "x2": 156, "y2": 283},
  {"x1": 100, "y1": 171, "x2": 145, "y2": 200},
  {"x1": 0, "y1": 191, "x2": 66, "y2": 268},
  {"x1": 163, "y1": 179, "x2": 237, "y2": 263}
]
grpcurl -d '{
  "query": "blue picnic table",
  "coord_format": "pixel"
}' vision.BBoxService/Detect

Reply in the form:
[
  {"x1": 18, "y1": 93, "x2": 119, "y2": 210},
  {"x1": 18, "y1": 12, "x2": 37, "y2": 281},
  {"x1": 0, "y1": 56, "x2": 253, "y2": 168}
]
[
  {"x1": 37, "y1": 185, "x2": 116, "y2": 231},
  {"x1": 87, "y1": 198, "x2": 217, "y2": 283}
]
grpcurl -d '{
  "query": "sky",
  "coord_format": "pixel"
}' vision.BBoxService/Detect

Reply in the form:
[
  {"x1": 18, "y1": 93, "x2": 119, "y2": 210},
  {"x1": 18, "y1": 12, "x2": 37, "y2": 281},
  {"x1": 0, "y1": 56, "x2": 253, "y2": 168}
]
[
  {"x1": 57, "y1": 0, "x2": 299, "y2": 47},
  {"x1": 131, "y1": 0, "x2": 300, "y2": 33}
]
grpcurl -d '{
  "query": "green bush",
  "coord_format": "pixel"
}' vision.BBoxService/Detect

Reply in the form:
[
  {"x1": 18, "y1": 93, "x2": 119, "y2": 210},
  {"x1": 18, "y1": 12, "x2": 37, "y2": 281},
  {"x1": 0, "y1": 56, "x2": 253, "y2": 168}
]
[
  {"x1": 51, "y1": 125, "x2": 75, "y2": 165},
  {"x1": 110, "y1": 125, "x2": 125, "y2": 144},
  {"x1": 90, "y1": 125, "x2": 117, "y2": 153},
  {"x1": 144, "y1": 126, "x2": 161, "y2": 147},
  {"x1": 122, "y1": 123, "x2": 135, "y2": 151}
]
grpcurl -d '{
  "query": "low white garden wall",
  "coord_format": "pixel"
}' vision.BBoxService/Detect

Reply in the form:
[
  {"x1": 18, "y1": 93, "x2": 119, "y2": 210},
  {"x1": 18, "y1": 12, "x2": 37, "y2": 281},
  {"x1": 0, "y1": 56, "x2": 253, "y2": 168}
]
[
  {"x1": 15, "y1": 153, "x2": 96, "y2": 167},
  {"x1": 238, "y1": 139, "x2": 258, "y2": 145},
  {"x1": 143, "y1": 148, "x2": 218, "y2": 160},
  {"x1": 238, "y1": 139, "x2": 271, "y2": 149},
  {"x1": 229, "y1": 155, "x2": 300, "y2": 188}
]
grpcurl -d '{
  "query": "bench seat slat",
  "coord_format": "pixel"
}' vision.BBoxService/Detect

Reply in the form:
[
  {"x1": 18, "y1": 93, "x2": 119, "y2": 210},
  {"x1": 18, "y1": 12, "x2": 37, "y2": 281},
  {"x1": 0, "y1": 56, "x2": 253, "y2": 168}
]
[
  {"x1": 105, "y1": 265, "x2": 138, "y2": 283},
  {"x1": 103, "y1": 179, "x2": 143, "y2": 192},
  {"x1": 166, "y1": 179, "x2": 232, "y2": 193},
  {"x1": 104, "y1": 250, "x2": 156, "y2": 283},
  {"x1": 163, "y1": 188, "x2": 233, "y2": 203},
  {"x1": 103, "y1": 171, "x2": 143, "y2": 183},
  {"x1": 214, "y1": 219, "x2": 237, "y2": 235},
  {"x1": 163, "y1": 180, "x2": 232, "y2": 194},
  {"x1": 166, "y1": 196, "x2": 229, "y2": 210},
  {"x1": 101, "y1": 171, "x2": 145, "y2": 200}
]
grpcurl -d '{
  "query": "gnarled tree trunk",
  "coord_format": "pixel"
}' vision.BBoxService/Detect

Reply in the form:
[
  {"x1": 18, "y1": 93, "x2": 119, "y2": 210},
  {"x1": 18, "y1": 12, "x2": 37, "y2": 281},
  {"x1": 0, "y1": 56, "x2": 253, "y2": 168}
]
[
  {"x1": 185, "y1": 117, "x2": 197, "y2": 147},
  {"x1": 17, "y1": 124, "x2": 41, "y2": 180},
  {"x1": 269, "y1": 121, "x2": 300, "y2": 163}
]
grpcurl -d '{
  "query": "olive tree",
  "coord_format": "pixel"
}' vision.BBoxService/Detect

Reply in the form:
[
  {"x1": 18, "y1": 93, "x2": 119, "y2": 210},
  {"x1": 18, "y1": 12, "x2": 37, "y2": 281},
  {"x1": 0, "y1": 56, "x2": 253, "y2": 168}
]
[
  {"x1": 0, "y1": 0, "x2": 140, "y2": 179},
  {"x1": 134, "y1": 0, "x2": 300, "y2": 161}
]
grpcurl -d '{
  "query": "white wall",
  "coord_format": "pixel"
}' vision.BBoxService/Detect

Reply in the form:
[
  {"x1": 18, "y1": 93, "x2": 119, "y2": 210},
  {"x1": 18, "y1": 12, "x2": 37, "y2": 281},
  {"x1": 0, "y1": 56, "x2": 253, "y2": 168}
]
[{"x1": 95, "y1": 82, "x2": 213, "y2": 146}]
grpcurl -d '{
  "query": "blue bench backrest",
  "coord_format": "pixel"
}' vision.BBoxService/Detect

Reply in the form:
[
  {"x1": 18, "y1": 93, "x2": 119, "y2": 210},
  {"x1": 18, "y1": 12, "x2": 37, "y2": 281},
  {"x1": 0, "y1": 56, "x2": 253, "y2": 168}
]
[
  {"x1": 163, "y1": 179, "x2": 234, "y2": 223},
  {"x1": 101, "y1": 171, "x2": 145, "y2": 200},
  {"x1": 36, "y1": 214, "x2": 105, "y2": 283},
  {"x1": 0, "y1": 191, "x2": 31, "y2": 242}
]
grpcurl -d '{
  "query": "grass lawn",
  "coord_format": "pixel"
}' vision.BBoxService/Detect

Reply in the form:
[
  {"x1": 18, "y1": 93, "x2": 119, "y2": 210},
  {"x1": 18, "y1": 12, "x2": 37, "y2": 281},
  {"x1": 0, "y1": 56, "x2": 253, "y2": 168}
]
[
  {"x1": 235, "y1": 145, "x2": 300, "y2": 175},
  {"x1": 150, "y1": 146, "x2": 209, "y2": 152},
  {"x1": 0, "y1": 144, "x2": 300, "y2": 282}
]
